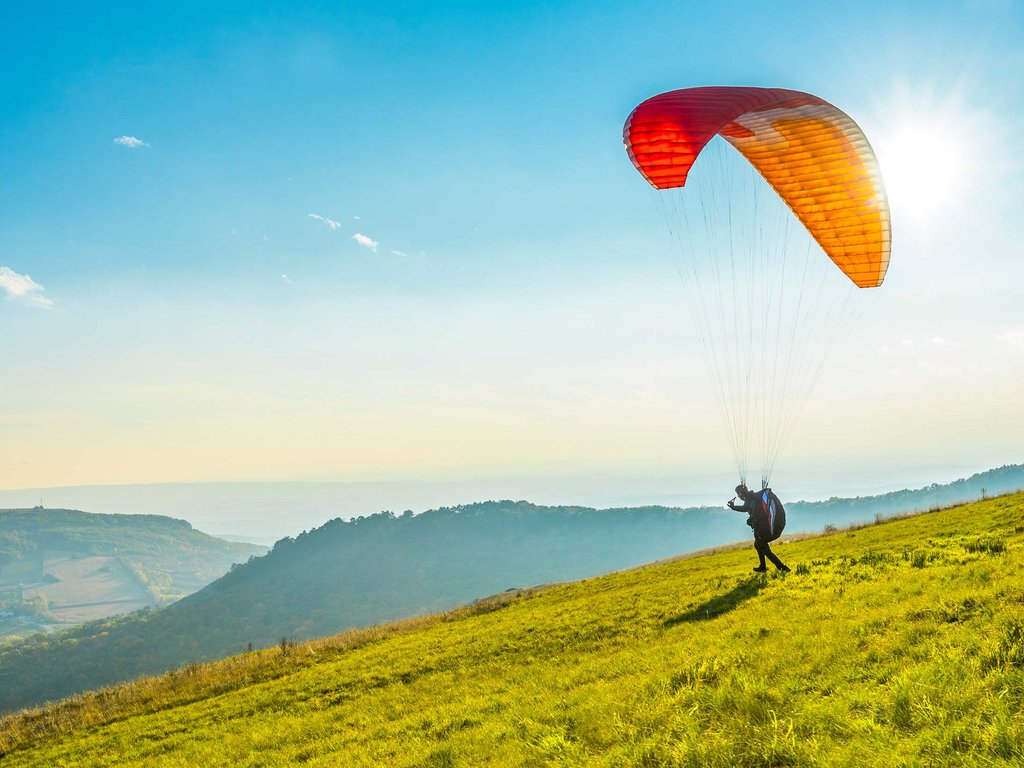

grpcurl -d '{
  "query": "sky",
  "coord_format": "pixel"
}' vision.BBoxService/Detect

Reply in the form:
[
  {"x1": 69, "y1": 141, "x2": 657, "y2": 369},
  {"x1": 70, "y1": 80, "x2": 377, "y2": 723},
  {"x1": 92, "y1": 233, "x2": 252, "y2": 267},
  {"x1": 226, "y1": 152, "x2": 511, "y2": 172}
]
[{"x1": 1, "y1": 0, "x2": 1022, "y2": 511}]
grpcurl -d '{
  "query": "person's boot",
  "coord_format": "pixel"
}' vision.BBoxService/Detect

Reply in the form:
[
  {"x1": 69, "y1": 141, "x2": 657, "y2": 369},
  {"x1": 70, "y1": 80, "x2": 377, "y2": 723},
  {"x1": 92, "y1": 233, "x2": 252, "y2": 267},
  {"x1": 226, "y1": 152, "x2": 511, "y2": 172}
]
[{"x1": 754, "y1": 547, "x2": 768, "y2": 572}]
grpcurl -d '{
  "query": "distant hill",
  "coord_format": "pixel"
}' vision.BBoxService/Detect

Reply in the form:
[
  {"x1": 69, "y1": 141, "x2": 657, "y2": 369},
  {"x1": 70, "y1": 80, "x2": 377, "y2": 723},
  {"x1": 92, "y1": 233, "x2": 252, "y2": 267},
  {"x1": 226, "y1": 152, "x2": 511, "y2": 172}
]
[
  {"x1": 2, "y1": 491, "x2": 1023, "y2": 765},
  {"x1": 789, "y1": 462, "x2": 1024, "y2": 522},
  {"x1": 0, "y1": 509, "x2": 266, "y2": 640},
  {"x1": 0, "y1": 463, "x2": 1019, "y2": 714}
]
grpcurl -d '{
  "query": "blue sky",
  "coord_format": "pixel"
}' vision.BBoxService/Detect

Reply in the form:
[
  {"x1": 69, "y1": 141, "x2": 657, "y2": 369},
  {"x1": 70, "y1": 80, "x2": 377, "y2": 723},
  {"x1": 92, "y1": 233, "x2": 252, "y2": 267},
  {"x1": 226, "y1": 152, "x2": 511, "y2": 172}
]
[{"x1": 1, "y1": 0, "x2": 1022, "y2": 498}]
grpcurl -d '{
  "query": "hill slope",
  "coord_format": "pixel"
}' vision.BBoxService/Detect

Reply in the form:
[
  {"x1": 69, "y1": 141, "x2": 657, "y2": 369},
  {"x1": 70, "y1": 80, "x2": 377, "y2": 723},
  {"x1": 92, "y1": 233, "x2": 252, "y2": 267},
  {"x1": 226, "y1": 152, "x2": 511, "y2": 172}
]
[
  {"x1": 0, "y1": 501, "x2": 751, "y2": 711},
  {"x1": 2, "y1": 491, "x2": 1023, "y2": 766},
  {"x1": 1, "y1": 464, "x2": 1020, "y2": 714}
]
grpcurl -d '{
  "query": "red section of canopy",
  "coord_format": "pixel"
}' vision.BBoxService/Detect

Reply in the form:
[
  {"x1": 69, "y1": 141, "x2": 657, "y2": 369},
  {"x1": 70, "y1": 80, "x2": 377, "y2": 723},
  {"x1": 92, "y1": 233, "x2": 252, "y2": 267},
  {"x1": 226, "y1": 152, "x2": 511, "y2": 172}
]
[{"x1": 623, "y1": 86, "x2": 826, "y2": 189}]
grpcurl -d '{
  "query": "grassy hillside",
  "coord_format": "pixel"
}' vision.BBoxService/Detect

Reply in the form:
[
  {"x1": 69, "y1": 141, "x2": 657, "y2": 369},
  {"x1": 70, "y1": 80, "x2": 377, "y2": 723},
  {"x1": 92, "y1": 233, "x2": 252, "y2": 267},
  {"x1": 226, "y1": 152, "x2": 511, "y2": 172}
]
[
  {"x1": 2, "y1": 492, "x2": 1022, "y2": 766},
  {"x1": 0, "y1": 501, "x2": 751, "y2": 712},
  {"x1": 4, "y1": 464, "x2": 1018, "y2": 713}
]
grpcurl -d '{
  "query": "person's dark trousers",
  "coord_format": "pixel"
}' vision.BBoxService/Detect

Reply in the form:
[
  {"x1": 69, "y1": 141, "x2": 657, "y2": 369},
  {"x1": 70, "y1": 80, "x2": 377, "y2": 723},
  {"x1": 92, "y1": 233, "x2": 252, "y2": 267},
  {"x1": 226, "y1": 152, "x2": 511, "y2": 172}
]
[{"x1": 754, "y1": 533, "x2": 787, "y2": 570}]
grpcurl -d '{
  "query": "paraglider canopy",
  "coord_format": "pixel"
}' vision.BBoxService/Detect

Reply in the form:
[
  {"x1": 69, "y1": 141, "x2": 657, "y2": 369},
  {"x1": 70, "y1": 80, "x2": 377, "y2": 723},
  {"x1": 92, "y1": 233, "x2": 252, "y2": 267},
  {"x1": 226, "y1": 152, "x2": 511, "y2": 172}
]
[
  {"x1": 624, "y1": 86, "x2": 891, "y2": 288},
  {"x1": 623, "y1": 85, "x2": 891, "y2": 487}
]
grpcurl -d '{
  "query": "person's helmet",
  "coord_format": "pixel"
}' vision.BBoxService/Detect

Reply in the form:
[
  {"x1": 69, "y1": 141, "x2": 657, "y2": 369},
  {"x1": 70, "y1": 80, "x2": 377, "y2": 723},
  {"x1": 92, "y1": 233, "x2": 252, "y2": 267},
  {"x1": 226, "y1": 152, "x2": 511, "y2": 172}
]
[{"x1": 735, "y1": 483, "x2": 748, "y2": 496}]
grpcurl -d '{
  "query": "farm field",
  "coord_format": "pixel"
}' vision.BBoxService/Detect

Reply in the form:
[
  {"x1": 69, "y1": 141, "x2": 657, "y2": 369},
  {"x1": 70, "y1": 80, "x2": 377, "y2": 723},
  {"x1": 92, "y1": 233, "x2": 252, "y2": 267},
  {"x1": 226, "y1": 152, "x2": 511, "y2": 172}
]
[
  {"x1": 1, "y1": 551, "x2": 151, "y2": 639},
  {"x1": 22, "y1": 552, "x2": 151, "y2": 626},
  {"x1": 0, "y1": 508, "x2": 265, "y2": 641}
]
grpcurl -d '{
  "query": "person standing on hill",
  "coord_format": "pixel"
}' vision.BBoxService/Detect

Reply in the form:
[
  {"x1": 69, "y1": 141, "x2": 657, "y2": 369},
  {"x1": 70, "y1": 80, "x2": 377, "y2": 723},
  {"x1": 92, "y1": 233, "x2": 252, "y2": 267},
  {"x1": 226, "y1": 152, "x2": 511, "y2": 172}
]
[{"x1": 728, "y1": 484, "x2": 790, "y2": 573}]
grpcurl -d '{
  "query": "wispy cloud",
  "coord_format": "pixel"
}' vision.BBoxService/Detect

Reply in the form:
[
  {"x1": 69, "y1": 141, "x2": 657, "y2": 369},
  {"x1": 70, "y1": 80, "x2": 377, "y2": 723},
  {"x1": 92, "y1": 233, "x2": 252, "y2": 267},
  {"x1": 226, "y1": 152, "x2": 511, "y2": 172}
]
[
  {"x1": 996, "y1": 327, "x2": 1024, "y2": 350},
  {"x1": 352, "y1": 233, "x2": 379, "y2": 252},
  {"x1": 308, "y1": 213, "x2": 341, "y2": 230},
  {"x1": 281, "y1": 274, "x2": 293, "y2": 284},
  {"x1": 390, "y1": 249, "x2": 407, "y2": 257},
  {"x1": 113, "y1": 135, "x2": 148, "y2": 148},
  {"x1": 0, "y1": 266, "x2": 55, "y2": 309},
  {"x1": 881, "y1": 335, "x2": 957, "y2": 354}
]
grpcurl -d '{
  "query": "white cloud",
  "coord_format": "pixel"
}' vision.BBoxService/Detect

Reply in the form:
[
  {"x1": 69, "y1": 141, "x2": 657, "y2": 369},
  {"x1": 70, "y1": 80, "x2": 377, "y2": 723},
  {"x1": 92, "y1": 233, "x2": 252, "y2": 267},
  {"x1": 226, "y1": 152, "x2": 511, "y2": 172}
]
[
  {"x1": 352, "y1": 233, "x2": 379, "y2": 253},
  {"x1": 113, "y1": 135, "x2": 148, "y2": 148},
  {"x1": 308, "y1": 213, "x2": 341, "y2": 231},
  {"x1": 0, "y1": 267, "x2": 55, "y2": 309},
  {"x1": 390, "y1": 250, "x2": 407, "y2": 257},
  {"x1": 995, "y1": 327, "x2": 1024, "y2": 350},
  {"x1": 882, "y1": 335, "x2": 957, "y2": 354},
  {"x1": 281, "y1": 274, "x2": 292, "y2": 284}
]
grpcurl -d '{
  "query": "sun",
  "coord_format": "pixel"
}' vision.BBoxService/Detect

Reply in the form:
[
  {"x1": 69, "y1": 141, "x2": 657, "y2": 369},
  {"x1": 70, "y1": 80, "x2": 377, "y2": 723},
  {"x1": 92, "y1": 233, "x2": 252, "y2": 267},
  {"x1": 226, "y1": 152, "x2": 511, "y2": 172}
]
[
  {"x1": 868, "y1": 85, "x2": 985, "y2": 226},
  {"x1": 874, "y1": 122, "x2": 967, "y2": 224}
]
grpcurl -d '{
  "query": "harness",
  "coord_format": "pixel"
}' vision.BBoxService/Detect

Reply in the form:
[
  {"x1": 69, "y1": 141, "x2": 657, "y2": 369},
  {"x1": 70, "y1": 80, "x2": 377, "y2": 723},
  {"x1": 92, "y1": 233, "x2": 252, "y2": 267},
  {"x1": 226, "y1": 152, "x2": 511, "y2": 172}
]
[{"x1": 760, "y1": 490, "x2": 777, "y2": 536}]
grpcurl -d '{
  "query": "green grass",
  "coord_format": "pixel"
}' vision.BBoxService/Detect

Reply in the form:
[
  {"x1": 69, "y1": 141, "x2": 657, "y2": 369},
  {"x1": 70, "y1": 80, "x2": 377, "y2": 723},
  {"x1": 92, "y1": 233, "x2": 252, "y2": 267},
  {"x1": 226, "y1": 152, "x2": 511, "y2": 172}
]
[{"x1": 2, "y1": 493, "x2": 1024, "y2": 767}]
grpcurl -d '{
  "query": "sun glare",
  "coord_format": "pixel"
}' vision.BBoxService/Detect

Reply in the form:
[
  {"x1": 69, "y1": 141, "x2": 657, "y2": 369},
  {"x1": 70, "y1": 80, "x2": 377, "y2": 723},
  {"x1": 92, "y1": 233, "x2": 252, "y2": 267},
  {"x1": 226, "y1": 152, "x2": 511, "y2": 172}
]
[
  {"x1": 875, "y1": 124, "x2": 966, "y2": 223},
  {"x1": 868, "y1": 81, "x2": 991, "y2": 228}
]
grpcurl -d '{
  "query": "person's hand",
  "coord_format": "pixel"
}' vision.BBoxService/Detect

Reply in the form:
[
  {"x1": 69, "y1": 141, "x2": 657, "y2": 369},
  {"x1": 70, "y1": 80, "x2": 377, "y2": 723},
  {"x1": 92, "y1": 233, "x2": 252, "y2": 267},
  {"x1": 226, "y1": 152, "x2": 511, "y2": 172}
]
[{"x1": 727, "y1": 500, "x2": 736, "y2": 510}]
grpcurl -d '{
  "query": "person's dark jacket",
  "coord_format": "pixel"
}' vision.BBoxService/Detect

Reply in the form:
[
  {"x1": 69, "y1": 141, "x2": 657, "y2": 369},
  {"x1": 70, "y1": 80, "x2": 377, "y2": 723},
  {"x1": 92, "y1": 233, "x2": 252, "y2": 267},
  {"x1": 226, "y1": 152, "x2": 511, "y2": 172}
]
[{"x1": 731, "y1": 488, "x2": 786, "y2": 541}]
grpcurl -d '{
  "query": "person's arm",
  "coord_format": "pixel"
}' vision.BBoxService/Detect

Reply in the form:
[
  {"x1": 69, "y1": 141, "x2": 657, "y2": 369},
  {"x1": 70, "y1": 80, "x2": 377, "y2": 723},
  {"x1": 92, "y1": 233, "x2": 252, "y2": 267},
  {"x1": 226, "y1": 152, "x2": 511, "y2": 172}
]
[{"x1": 728, "y1": 497, "x2": 753, "y2": 513}]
